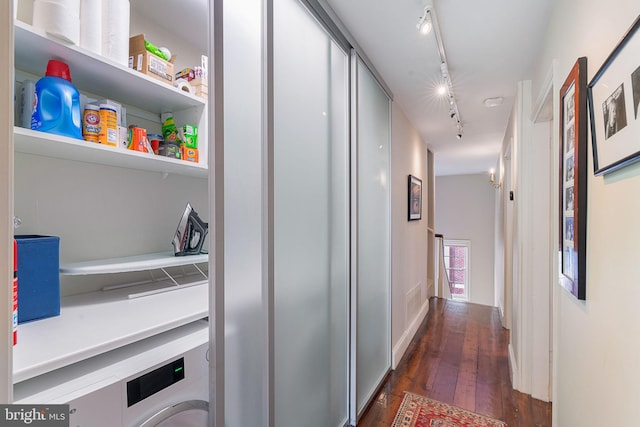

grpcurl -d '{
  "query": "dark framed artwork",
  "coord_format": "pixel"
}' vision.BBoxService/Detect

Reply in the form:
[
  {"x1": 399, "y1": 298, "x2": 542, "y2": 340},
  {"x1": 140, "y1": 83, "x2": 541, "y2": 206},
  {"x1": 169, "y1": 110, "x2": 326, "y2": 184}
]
[
  {"x1": 588, "y1": 15, "x2": 640, "y2": 175},
  {"x1": 408, "y1": 175, "x2": 422, "y2": 221},
  {"x1": 559, "y1": 57, "x2": 587, "y2": 300}
]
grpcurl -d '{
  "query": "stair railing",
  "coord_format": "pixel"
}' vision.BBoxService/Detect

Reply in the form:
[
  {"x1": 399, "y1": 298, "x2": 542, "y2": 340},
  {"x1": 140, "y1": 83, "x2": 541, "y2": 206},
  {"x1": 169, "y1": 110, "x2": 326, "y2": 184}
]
[{"x1": 435, "y1": 234, "x2": 453, "y2": 299}]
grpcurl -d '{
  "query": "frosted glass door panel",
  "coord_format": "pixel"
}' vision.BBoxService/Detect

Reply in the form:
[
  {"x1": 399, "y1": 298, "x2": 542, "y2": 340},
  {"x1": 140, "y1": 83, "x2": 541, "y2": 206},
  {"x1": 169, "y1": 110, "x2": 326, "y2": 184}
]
[
  {"x1": 274, "y1": 0, "x2": 349, "y2": 426},
  {"x1": 356, "y1": 60, "x2": 391, "y2": 415},
  {"x1": 224, "y1": 0, "x2": 265, "y2": 425}
]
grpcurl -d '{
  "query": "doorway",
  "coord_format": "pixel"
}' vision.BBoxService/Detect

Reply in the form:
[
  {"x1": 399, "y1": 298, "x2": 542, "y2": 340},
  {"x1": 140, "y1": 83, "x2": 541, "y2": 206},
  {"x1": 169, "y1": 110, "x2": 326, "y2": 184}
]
[{"x1": 443, "y1": 239, "x2": 471, "y2": 301}]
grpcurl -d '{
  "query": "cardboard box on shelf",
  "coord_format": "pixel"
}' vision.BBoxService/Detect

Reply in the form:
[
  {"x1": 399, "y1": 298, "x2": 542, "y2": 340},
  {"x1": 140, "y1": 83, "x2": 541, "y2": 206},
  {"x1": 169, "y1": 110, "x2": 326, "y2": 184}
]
[
  {"x1": 189, "y1": 77, "x2": 207, "y2": 87},
  {"x1": 15, "y1": 235, "x2": 60, "y2": 323},
  {"x1": 175, "y1": 67, "x2": 208, "y2": 99},
  {"x1": 182, "y1": 124, "x2": 198, "y2": 149},
  {"x1": 129, "y1": 34, "x2": 175, "y2": 86},
  {"x1": 182, "y1": 146, "x2": 199, "y2": 163},
  {"x1": 187, "y1": 77, "x2": 207, "y2": 99},
  {"x1": 176, "y1": 68, "x2": 196, "y2": 81}
]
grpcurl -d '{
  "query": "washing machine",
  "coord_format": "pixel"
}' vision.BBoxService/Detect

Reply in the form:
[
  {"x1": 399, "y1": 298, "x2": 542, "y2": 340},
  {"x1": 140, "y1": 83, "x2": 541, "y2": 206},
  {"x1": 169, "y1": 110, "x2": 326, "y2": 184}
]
[{"x1": 14, "y1": 320, "x2": 210, "y2": 426}]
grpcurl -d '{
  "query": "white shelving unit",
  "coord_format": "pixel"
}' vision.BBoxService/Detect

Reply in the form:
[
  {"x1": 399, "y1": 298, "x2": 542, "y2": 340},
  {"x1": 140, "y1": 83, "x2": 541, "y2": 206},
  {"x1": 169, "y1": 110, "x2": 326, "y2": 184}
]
[
  {"x1": 13, "y1": 282, "x2": 208, "y2": 383},
  {"x1": 11, "y1": 5, "x2": 211, "y2": 395},
  {"x1": 14, "y1": 320, "x2": 209, "y2": 403},
  {"x1": 59, "y1": 252, "x2": 208, "y2": 275},
  {"x1": 13, "y1": 20, "x2": 208, "y2": 174},
  {"x1": 14, "y1": 127, "x2": 207, "y2": 178},
  {"x1": 14, "y1": 251, "x2": 208, "y2": 382},
  {"x1": 14, "y1": 21, "x2": 205, "y2": 114}
]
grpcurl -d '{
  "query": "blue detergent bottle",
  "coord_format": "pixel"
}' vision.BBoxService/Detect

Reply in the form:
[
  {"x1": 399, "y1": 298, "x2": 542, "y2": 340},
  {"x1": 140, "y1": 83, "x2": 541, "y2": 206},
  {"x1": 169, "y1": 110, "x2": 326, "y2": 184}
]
[{"x1": 31, "y1": 60, "x2": 83, "y2": 140}]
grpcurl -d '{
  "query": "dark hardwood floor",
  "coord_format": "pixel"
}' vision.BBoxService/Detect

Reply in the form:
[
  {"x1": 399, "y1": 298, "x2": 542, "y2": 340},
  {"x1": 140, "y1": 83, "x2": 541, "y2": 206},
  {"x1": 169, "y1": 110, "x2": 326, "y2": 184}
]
[{"x1": 358, "y1": 297, "x2": 552, "y2": 427}]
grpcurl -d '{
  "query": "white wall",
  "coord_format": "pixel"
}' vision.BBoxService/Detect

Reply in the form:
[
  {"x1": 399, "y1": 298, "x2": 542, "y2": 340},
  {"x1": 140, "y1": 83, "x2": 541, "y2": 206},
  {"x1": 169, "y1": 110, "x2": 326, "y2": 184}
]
[
  {"x1": 531, "y1": 0, "x2": 640, "y2": 424},
  {"x1": 435, "y1": 174, "x2": 495, "y2": 306},
  {"x1": 390, "y1": 102, "x2": 430, "y2": 368}
]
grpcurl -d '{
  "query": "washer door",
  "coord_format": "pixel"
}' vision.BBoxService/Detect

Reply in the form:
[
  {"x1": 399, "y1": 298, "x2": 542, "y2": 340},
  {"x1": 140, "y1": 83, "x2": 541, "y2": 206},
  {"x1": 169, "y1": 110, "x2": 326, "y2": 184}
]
[{"x1": 138, "y1": 400, "x2": 208, "y2": 427}]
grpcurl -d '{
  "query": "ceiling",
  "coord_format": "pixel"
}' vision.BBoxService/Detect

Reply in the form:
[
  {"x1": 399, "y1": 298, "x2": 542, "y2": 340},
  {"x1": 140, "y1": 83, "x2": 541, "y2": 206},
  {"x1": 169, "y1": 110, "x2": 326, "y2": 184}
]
[
  {"x1": 325, "y1": 0, "x2": 554, "y2": 176},
  {"x1": 134, "y1": 0, "x2": 554, "y2": 176}
]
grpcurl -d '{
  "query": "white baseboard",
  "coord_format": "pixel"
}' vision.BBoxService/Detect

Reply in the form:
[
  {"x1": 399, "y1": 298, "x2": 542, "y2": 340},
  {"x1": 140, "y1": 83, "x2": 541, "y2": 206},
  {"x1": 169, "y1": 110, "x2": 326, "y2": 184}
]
[
  {"x1": 531, "y1": 390, "x2": 551, "y2": 403},
  {"x1": 508, "y1": 343, "x2": 518, "y2": 390},
  {"x1": 391, "y1": 299, "x2": 430, "y2": 369}
]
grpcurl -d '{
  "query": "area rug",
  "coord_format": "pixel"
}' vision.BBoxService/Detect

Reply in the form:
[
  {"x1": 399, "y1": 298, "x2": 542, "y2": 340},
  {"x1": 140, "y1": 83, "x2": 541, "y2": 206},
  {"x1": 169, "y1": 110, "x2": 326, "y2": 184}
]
[{"x1": 391, "y1": 392, "x2": 507, "y2": 427}]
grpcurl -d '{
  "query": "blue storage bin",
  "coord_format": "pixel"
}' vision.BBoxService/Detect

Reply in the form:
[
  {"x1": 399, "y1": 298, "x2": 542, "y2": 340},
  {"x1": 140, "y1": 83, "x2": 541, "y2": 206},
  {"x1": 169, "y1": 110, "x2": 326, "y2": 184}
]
[{"x1": 15, "y1": 235, "x2": 60, "y2": 323}]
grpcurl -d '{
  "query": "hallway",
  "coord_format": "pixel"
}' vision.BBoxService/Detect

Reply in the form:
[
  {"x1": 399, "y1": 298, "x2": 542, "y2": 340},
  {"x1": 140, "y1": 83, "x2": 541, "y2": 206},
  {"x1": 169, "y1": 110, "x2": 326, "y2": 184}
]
[{"x1": 359, "y1": 298, "x2": 552, "y2": 426}]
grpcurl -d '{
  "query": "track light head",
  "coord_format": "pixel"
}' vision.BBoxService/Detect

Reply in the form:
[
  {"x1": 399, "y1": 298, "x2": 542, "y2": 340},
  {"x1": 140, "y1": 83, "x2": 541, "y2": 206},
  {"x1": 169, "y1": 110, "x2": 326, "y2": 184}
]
[
  {"x1": 417, "y1": 19, "x2": 432, "y2": 35},
  {"x1": 416, "y1": 8, "x2": 432, "y2": 35},
  {"x1": 440, "y1": 62, "x2": 448, "y2": 79}
]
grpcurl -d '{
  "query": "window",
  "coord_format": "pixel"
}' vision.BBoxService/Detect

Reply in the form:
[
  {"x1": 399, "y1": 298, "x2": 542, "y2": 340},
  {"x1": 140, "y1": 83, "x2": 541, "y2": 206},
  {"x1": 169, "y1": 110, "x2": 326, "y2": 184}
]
[{"x1": 443, "y1": 240, "x2": 470, "y2": 301}]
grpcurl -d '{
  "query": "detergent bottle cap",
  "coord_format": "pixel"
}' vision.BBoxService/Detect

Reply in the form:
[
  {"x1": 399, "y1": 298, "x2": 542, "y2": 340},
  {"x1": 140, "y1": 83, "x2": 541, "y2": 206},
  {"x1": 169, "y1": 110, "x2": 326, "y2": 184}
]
[{"x1": 45, "y1": 59, "x2": 72, "y2": 82}]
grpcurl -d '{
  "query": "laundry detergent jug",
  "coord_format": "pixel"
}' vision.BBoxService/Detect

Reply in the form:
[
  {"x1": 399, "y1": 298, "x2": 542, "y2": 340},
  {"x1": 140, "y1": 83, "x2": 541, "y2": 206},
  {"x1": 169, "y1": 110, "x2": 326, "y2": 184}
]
[{"x1": 31, "y1": 60, "x2": 83, "y2": 140}]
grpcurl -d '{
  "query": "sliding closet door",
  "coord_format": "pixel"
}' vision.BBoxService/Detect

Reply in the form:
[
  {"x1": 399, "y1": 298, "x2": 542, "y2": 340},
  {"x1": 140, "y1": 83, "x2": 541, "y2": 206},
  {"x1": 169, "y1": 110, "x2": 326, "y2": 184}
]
[
  {"x1": 273, "y1": 1, "x2": 350, "y2": 426},
  {"x1": 223, "y1": 0, "x2": 265, "y2": 425},
  {"x1": 355, "y1": 58, "x2": 391, "y2": 416}
]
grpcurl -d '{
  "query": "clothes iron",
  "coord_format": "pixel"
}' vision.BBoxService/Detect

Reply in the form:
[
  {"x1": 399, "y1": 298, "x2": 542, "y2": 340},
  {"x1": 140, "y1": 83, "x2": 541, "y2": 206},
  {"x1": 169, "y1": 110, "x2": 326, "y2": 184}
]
[{"x1": 172, "y1": 203, "x2": 209, "y2": 256}]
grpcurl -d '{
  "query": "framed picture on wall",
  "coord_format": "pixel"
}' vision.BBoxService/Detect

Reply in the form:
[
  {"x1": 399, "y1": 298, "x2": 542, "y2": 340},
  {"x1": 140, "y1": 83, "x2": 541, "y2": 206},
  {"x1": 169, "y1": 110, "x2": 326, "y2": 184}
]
[
  {"x1": 408, "y1": 175, "x2": 422, "y2": 221},
  {"x1": 589, "y1": 15, "x2": 640, "y2": 175},
  {"x1": 559, "y1": 57, "x2": 587, "y2": 300}
]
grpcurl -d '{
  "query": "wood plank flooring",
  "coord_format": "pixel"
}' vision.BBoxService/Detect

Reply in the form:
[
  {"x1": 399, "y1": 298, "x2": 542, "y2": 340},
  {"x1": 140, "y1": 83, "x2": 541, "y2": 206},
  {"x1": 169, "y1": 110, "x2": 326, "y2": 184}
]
[{"x1": 358, "y1": 297, "x2": 552, "y2": 427}]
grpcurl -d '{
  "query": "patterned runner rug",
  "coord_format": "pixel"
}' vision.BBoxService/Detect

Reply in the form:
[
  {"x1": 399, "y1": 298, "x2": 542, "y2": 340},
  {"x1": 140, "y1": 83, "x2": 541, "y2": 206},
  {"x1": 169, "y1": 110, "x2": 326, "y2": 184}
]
[{"x1": 391, "y1": 392, "x2": 507, "y2": 427}]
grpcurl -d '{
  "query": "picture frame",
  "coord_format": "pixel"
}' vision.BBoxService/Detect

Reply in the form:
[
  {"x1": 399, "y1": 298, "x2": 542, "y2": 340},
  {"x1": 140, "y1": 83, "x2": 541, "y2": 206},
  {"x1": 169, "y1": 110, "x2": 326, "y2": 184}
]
[
  {"x1": 588, "y1": 15, "x2": 640, "y2": 175},
  {"x1": 408, "y1": 175, "x2": 422, "y2": 221},
  {"x1": 559, "y1": 57, "x2": 587, "y2": 300}
]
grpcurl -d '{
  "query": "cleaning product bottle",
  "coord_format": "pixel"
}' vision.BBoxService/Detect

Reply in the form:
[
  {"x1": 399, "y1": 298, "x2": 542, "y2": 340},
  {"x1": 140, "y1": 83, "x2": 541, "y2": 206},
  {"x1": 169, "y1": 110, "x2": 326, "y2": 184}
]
[{"x1": 31, "y1": 59, "x2": 83, "y2": 140}]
